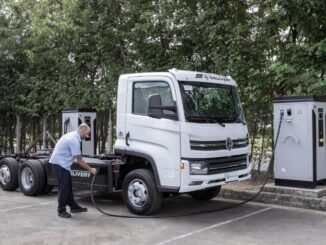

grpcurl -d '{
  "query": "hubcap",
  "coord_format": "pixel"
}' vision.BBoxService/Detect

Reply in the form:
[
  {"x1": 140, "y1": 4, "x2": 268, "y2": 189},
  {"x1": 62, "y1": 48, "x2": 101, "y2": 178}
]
[
  {"x1": 0, "y1": 165, "x2": 11, "y2": 185},
  {"x1": 128, "y1": 179, "x2": 148, "y2": 207},
  {"x1": 21, "y1": 167, "x2": 34, "y2": 190}
]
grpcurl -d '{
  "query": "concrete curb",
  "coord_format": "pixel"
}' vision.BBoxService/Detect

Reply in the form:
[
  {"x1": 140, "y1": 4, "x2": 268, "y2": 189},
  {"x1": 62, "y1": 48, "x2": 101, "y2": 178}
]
[{"x1": 220, "y1": 188, "x2": 326, "y2": 211}]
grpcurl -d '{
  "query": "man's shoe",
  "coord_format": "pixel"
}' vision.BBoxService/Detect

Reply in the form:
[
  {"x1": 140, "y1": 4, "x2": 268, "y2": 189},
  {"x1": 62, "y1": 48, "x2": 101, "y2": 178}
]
[
  {"x1": 58, "y1": 211, "x2": 71, "y2": 218},
  {"x1": 70, "y1": 206, "x2": 88, "y2": 213}
]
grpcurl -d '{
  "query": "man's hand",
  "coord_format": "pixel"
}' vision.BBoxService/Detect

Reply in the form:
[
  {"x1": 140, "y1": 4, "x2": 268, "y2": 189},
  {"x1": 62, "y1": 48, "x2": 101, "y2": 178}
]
[
  {"x1": 75, "y1": 156, "x2": 97, "y2": 175},
  {"x1": 90, "y1": 168, "x2": 97, "y2": 175}
]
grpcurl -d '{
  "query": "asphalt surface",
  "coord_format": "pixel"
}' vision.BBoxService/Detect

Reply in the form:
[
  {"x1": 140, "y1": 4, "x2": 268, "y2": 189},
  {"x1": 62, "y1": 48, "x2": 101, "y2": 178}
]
[{"x1": 0, "y1": 188, "x2": 326, "y2": 245}]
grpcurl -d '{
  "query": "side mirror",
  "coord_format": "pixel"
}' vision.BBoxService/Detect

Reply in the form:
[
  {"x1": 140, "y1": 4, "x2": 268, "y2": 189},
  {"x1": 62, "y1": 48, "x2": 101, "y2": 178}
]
[
  {"x1": 148, "y1": 94, "x2": 163, "y2": 117},
  {"x1": 148, "y1": 94, "x2": 178, "y2": 120}
]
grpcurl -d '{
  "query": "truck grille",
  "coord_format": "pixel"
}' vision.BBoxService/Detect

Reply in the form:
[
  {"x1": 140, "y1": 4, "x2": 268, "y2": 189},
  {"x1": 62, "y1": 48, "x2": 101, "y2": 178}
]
[
  {"x1": 190, "y1": 138, "x2": 249, "y2": 151},
  {"x1": 207, "y1": 154, "x2": 248, "y2": 174}
]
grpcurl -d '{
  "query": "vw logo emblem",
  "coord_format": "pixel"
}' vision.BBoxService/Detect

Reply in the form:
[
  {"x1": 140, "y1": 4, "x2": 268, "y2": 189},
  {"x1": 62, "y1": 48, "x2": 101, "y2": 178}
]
[{"x1": 225, "y1": 138, "x2": 233, "y2": 151}]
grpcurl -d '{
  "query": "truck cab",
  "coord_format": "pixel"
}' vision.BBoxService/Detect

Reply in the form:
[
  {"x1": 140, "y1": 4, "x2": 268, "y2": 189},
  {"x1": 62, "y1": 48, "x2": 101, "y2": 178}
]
[{"x1": 114, "y1": 69, "x2": 251, "y2": 214}]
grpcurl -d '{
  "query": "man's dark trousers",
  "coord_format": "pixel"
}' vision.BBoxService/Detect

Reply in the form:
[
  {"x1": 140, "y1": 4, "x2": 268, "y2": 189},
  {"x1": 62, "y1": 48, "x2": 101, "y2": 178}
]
[{"x1": 51, "y1": 163, "x2": 79, "y2": 213}]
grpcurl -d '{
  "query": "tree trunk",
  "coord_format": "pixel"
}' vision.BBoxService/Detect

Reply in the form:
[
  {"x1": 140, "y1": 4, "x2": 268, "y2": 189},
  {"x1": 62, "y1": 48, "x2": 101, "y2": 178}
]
[
  {"x1": 37, "y1": 120, "x2": 41, "y2": 149},
  {"x1": 250, "y1": 117, "x2": 258, "y2": 162},
  {"x1": 100, "y1": 111, "x2": 108, "y2": 154},
  {"x1": 8, "y1": 115, "x2": 14, "y2": 153},
  {"x1": 32, "y1": 117, "x2": 37, "y2": 152},
  {"x1": 42, "y1": 114, "x2": 47, "y2": 149},
  {"x1": 107, "y1": 106, "x2": 113, "y2": 153},
  {"x1": 16, "y1": 114, "x2": 22, "y2": 153},
  {"x1": 257, "y1": 121, "x2": 266, "y2": 173},
  {"x1": 59, "y1": 113, "x2": 62, "y2": 138},
  {"x1": 4, "y1": 125, "x2": 8, "y2": 154},
  {"x1": 21, "y1": 115, "x2": 25, "y2": 152},
  {"x1": 51, "y1": 115, "x2": 56, "y2": 147},
  {"x1": 270, "y1": 116, "x2": 275, "y2": 173},
  {"x1": 0, "y1": 127, "x2": 4, "y2": 155}
]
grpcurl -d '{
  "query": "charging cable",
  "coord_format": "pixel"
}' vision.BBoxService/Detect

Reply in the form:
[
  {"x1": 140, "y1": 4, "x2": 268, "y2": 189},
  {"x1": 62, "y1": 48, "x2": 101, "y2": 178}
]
[{"x1": 90, "y1": 112, "x2": 284, "y2": 218}]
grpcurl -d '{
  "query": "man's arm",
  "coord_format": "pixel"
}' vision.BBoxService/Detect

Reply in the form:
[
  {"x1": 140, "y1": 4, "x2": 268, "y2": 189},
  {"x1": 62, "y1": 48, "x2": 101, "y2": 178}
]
[{"x1": 75, "y1": 156, "x2": 97, "y2": 175}]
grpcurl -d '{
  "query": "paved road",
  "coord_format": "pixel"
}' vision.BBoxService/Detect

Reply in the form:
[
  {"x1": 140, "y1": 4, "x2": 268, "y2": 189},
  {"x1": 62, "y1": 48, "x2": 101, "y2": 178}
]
[{"x1": 0, "y1": 188, "x2": 325, "y2": 245}]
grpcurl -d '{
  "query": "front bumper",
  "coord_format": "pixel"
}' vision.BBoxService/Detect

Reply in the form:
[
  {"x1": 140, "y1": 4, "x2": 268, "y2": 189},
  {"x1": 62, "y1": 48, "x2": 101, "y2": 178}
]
[{"x1": 179, "y1": 158, "x2": 251, "y2": 193}]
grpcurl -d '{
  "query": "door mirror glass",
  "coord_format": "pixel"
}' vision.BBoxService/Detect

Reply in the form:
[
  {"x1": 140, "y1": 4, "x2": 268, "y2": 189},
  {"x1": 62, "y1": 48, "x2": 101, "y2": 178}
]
[
  {"x1": 148, "y1": 94, "x2": 163, "y2": 117},
  {"x1": 148, "y1": 94, "x2": 178, "y2": 120}
]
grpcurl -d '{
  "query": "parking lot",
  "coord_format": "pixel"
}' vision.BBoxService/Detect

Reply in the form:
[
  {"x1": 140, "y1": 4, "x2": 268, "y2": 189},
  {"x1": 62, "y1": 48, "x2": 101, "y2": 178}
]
[{"x1": 1, "y1": 188, "x2": 326, "y2": 245}]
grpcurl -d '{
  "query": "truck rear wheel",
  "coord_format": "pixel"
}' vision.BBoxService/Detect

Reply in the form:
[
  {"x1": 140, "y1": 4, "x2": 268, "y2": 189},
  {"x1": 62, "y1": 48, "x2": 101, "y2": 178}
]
[
  {"x1": 37, "y1": 159, "x2": 54, "y2": 195},
  {"x1": 190, "y1": 186, "x2": 221, "y2": 201},
  {"x1": 18, "y1": 160, "x2": 45, "y2": 196},
  {"x1": 0, "y1": 158, "x2": 19, "y2": 191},
  {"x1": 122, "y1": 169, "x2": 162, "y2": 215}
]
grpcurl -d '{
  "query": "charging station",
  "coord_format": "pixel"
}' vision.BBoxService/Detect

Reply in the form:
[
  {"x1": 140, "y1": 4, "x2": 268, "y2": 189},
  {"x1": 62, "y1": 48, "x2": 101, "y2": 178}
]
[
  {"x1": 62, "y1": 109, "x2": 97, "y2": 155},
  {"x1": 273, "y1": 96, "x2": 326, "y2": 188}
]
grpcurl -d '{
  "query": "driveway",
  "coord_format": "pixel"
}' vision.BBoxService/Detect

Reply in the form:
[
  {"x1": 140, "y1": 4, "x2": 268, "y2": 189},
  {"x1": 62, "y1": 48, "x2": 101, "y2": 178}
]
[{"x1": 0, "y1": 189, "x2": 325, "y2": 245}]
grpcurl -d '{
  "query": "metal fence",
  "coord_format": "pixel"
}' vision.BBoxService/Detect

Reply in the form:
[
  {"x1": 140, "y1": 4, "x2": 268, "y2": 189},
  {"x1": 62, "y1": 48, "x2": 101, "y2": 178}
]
[{"x1": 250, "y1": 151, "x2": 272, "y2": 175}]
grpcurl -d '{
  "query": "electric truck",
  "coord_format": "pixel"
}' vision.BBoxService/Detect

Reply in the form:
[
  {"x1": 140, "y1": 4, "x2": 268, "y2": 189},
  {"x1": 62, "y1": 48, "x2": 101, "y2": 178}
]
[{"x1": 0, "y1": 69, "x2": 251, "y2": 215}]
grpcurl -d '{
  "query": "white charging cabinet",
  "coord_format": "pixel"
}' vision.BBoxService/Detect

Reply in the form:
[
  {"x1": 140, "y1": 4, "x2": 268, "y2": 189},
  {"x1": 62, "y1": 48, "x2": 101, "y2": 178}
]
[
  {"x1": 62, "y1": 109, "x2": 97, "y2": 155},
  {"x1": 274, "y1": 96, "x2": 326, "y2": 188}
]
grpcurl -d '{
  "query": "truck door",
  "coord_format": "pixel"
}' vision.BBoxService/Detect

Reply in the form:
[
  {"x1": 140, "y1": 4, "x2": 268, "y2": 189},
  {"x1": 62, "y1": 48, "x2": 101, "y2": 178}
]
[{"x1": 125, "y1": 76, "x2": 181, "y2": 188}]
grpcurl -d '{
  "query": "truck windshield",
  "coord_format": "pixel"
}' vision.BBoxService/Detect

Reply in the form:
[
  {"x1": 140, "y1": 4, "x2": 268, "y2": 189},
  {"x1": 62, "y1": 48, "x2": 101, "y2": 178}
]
[{"x1": 179, "y1": 81, "x2": 245, "y2": 124}]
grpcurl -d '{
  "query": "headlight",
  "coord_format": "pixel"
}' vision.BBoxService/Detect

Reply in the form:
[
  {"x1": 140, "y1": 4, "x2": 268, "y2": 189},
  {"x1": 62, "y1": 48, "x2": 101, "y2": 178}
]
[{"x1": 190, "y1": 161, "x2": 208, "y2": 175}]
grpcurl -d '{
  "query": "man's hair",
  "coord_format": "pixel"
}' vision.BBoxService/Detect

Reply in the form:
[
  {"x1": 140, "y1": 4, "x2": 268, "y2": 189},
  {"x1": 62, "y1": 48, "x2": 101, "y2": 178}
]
[{"x1": 78, "y1": 123, "x2": 90, "y2": 131}]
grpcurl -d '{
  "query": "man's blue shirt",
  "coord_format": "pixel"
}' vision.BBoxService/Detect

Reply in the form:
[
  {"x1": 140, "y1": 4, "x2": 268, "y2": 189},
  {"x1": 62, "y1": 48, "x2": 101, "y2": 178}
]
[{"x1": 49, "y1": 131, "x2": 81, "y2": 170}]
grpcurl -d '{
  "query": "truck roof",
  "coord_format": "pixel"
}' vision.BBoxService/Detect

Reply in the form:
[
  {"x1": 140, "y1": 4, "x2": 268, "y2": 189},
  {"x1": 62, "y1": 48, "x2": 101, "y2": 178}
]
[
  {"x1": 168, "y1": 68, "x2": 236, "y2": 86},
  {"x1": 119, "y1": 69, "x2": 237, "y2": 86}
]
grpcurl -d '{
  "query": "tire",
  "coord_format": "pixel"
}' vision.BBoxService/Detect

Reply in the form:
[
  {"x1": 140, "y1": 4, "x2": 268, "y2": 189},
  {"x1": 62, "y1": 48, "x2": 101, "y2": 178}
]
[
  {"x1": 18, "y1": 160, "x2": 45, "y2": 196},
  {"x1": 37, "y1": 159, "x2": 54, "y2": 195},
  {"x1": 0, "y1": 158, "x2": 19, "y2": 191},
  {"x1": 122, "y1": 169, "x2": 162, "y2": 215},
  {"x1": 190, "y1": 186, "x2": 221, "y2": 201}
]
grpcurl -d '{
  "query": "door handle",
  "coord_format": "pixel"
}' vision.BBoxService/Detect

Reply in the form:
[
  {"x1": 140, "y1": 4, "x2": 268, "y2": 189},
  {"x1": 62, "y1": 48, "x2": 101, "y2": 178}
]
[{"x1": 126, "y1": 132, "x2": 130, "y2": 146}]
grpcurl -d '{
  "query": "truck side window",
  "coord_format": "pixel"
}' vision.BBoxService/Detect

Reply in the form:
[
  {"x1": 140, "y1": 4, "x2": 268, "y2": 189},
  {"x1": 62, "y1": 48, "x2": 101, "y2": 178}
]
[{"x1": 133, "y1": 81, "x2": 174, "y2": 115}]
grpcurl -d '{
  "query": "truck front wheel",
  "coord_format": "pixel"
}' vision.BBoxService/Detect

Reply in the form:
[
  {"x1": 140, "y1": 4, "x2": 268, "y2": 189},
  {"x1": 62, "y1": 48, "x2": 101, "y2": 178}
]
[
  {"x1": 122, "y1": 169, "x2": 162, "y2": 215},
  {"x1": 190, "y1": 186, "x2": 221, "y2": 201}
]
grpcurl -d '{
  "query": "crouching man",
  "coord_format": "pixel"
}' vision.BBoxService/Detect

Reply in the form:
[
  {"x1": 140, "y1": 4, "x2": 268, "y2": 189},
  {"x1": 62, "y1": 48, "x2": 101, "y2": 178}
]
[{"x1": 49, "y1": 123, "x2": 97, "y2": 218}]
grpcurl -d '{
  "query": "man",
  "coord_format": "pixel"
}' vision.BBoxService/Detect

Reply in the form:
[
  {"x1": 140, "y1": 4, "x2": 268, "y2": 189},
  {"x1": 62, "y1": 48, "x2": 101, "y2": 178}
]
[{"x1": 49, "y1": 123, "x2": 97, "y2": 218}]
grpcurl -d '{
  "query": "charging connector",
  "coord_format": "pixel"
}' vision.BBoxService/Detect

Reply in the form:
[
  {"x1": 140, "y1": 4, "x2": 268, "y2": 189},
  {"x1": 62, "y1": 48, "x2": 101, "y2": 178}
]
[{"x1": 280, "y1": 109, "x2": 284, "y2": 117}]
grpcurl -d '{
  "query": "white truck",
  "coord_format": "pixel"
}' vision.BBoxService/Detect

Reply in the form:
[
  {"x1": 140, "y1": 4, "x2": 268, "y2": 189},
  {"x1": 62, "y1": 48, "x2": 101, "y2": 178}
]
[
  {"x1": 113, "y1": 69, "x2": 250, "y2": 214},
  {"x1": 0, "y1": 69, "x2": 251, "y2": 215}
]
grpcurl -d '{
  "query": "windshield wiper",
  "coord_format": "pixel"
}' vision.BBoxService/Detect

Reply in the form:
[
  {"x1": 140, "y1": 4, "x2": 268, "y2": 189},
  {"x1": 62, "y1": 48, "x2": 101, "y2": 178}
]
[
  {"x1": 187, "y1": 116, "x2": 225, "y2": 127},
  {"x1": 232, "y1": 117, "x2": 246, "y2": 125},
  {"x1": 215, "y1": 121, "x2": 226, "y2": 127}
]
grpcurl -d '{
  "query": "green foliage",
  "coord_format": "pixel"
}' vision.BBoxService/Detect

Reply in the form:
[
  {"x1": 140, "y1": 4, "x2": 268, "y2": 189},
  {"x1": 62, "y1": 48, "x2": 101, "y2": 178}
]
[{"x1": 0, "y1": 0, "x2": 325, "y2": 141}]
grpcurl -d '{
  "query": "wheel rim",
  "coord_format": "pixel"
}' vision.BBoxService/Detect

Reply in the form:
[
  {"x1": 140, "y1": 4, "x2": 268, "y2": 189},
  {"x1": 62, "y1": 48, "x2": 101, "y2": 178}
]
[
  {"x1": 127, "y1": 179, "x2": 148, "y2": 207},
  {"x1": 0, "y1": 165, "x2": 11, "y2": 185},
  {"x1": 21, "y1": 167, "x2": 34, "y2": 190}
]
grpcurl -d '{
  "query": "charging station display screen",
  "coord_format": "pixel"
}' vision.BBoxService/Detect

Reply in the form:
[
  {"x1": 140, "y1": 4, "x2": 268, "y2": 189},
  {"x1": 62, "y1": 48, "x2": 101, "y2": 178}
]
[
  {"x1": 84, "y1": 116, "x2": 91, "y2": 141},
  {"x1": 179, "y1": 81, "x2": 245, "y2": 124},
  {"x1": 318, "y1": 108, "x2": 324, "y2": 147}
]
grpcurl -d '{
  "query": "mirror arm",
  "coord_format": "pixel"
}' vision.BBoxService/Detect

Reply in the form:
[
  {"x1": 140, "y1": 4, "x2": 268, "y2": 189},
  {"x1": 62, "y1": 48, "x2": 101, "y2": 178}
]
[
  {"x1": 148, "y1": 113, "x2": 161, "y2": 118},
  {"x1": 149, "y1": 105, "x2": 177, "y2": 112},
  {"x1": 162, "y1": 114, "x2": 178, "y2": 120}
]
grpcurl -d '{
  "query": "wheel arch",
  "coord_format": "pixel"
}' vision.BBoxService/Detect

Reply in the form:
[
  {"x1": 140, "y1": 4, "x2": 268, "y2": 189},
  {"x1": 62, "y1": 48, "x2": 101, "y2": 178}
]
[{"x1": 115, "y1": 149, "x2": 179, "y2": 193}]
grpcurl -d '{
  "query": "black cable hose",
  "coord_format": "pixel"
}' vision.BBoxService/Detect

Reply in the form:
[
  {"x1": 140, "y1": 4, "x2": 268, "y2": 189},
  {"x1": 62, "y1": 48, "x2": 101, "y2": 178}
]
[{"x1": 90, "y1": 113, "x2": 284, "y2": 218}]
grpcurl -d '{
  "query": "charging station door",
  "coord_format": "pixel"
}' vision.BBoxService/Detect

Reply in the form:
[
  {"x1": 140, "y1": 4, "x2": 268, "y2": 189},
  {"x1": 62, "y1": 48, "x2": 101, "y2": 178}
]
[
  {"x1": 273, "y1": 96, "x2": 326, "y2": 188},
  {"x1": 62, "y1": 109, "x2": 97, "y2": 155}
]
